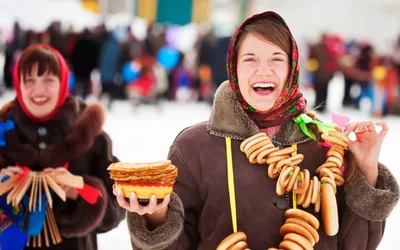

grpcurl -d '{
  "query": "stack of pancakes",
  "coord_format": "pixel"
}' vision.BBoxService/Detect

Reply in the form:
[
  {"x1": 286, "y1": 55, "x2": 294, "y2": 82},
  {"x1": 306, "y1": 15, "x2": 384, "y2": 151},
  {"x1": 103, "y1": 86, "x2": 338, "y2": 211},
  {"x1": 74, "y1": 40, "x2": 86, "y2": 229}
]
[{"x1": 107, "y1": 160, "x2": 178, "y2": 201}]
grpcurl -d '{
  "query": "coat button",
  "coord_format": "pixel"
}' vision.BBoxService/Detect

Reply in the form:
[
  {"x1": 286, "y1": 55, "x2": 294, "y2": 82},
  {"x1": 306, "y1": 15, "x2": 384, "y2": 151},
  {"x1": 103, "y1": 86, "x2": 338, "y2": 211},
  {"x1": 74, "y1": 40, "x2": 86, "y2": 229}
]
[
  {"x1": 276, "y1": 196, "x2": 288, "y2": 210},
  {"x1": 38, "y1": 127, "x2": 47, "y2": 136},
  {"x1": 38, "y1": 142, "x2": 47, "y2": 149}
]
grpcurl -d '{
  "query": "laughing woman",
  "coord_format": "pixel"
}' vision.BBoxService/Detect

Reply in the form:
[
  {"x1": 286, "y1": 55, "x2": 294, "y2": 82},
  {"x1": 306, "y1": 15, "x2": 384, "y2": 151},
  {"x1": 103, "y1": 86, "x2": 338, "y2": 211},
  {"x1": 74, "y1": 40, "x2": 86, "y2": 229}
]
[
  {"x1": 0, "y1": 44, "x2": 125, "y2": 250},
  {"x1": 116, "y1": 11, "x2": 399, "y2": 250}
]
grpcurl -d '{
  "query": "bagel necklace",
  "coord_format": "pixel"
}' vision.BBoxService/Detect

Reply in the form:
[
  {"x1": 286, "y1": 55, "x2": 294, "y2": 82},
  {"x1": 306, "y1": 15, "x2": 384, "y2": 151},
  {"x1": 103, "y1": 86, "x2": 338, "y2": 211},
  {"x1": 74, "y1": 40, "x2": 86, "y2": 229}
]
[{"x1": 218, "y1": 125, "x2": 349, "y2": 250}]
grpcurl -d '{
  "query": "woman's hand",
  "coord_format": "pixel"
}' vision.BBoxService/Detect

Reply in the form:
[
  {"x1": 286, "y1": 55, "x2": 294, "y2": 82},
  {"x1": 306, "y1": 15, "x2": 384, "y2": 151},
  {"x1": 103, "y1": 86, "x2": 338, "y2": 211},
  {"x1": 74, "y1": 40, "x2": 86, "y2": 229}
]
[
  {"x1": 0, "y1": 166, "x2": 24, "y2": 180},
  {"x1": 344, "y1": 121, "x2": 389, "y2": 187},
  {"x1": 113, "y1": 187, "x2": 170, "y2": 227},
  {"x1": 44, "y1": 167, "x2": 79, "y2": 200}
]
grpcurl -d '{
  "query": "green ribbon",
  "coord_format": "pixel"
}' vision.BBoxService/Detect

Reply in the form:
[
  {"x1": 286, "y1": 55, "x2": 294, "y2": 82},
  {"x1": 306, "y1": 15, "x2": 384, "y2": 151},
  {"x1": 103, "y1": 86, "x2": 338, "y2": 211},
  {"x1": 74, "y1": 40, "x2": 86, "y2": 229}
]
[{"x1": 292, "y1": 114, "x2": 336, "y2": 141}]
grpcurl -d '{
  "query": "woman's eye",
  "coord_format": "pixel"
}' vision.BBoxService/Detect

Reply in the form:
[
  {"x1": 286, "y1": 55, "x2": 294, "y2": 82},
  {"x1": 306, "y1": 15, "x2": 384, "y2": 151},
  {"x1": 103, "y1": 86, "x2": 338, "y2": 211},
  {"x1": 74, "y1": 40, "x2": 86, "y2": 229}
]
[
  {"x1": 45, "y1": 78, "x2": 56, "y2": 83},
  {"x1": 243, "y1": 58, "x2": 255, "y2": 62},
  {"x1": 272, "y1": 58, "x2": 284, "y2": 62}
]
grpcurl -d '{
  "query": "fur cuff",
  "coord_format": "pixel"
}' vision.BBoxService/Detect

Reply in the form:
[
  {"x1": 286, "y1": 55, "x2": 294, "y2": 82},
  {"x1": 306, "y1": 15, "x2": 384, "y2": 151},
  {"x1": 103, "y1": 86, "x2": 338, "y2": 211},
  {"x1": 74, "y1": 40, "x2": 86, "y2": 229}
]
[
  {"x1": 345, "y1": 163, "x2": 400, "y2": 221},
  {"x1": 54, "y1": 175, "x2": 108, "y2": 238},
  {"x1": 128, "y1": 192, "x2": 184, "y2": 250}
]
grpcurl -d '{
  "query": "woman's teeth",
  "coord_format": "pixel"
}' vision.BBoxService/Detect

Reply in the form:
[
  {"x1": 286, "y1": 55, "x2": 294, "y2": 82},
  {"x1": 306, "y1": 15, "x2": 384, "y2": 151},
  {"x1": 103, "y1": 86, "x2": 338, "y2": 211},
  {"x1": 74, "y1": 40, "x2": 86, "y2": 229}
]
[
  {"x1": 253, "y1": 83, "x2": 275, "y2": 88},
  {"x1": 253, "y1": 82, "x2": 275, "y2": 92},
  {"x1": 32, "y1": 97, "x2": 49, "y2": 103}
]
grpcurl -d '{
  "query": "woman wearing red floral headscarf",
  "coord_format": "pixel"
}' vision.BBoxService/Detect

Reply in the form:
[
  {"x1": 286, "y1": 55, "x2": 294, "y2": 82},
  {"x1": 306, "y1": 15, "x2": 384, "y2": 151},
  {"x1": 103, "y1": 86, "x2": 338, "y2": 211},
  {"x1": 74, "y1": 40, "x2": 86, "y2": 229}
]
[{"x1": 116, "y1": 12, "x2": 399, "y2": 250}]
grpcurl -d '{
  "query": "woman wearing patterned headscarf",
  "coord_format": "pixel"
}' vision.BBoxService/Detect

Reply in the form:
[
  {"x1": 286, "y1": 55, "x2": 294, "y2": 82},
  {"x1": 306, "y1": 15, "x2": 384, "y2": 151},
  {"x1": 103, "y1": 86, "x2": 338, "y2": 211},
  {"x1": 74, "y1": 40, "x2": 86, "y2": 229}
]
[{"x1": 116, "y1": 11, "x2": 399, "y2": 250}]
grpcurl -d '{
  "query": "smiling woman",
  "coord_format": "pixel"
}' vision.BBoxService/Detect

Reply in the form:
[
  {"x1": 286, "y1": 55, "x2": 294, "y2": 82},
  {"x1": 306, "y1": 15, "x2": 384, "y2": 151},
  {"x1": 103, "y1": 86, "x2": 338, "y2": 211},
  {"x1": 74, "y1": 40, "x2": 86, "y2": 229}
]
[
  {"x1": 0, "y1": 43, "x2": 125, "y2": 250},
  {"x1": 236, "y1": 27, "x2": 291, "y2": 111},
  {"x1": 121, "y1": 11, "x2": 399, "y2": 250},
  {"x1": 17, "y1": 47, "x2": 62, "y2": 119},
  {"x1": 13, "y1": 45, "x2": 69, "y2": 122}
]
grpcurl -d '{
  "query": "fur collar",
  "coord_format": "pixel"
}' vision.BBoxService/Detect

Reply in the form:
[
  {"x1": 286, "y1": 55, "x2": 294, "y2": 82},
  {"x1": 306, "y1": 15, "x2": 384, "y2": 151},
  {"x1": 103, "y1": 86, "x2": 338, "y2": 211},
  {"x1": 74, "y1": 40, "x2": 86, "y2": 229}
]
[
  {"x1": 207, "y1": 81, "x2": 311, "y2": 145},
  {"x1": 0, "y1": 98, "x2": 105, "y2": 169}
]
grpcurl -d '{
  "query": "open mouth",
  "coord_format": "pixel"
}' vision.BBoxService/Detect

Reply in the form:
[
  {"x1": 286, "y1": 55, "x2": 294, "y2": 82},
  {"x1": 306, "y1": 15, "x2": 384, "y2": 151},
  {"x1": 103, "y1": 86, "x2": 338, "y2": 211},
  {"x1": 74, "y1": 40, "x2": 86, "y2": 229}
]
[
  {"x1": 252, "y1": 82, "x2": 276, "y2": 95},
  {"x1": 31, "y1": 96, "x2": 50, "y2": 105}
]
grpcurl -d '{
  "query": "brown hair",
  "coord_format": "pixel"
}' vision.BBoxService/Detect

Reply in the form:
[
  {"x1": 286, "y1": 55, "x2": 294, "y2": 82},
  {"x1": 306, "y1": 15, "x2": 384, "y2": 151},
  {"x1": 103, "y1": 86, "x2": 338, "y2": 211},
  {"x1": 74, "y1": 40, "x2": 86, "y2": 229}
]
[
  {"x1": 235, "y1": 15, "x2": 292, "y2": 58},
  {"x1": 18, "y1": 46, "x2": 61, "y2": 81}
]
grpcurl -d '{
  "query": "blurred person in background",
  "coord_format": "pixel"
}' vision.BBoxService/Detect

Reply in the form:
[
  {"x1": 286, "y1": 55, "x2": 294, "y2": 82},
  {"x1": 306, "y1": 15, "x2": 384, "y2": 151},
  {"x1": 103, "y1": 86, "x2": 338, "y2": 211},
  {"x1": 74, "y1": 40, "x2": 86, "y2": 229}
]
[
  {"x1": 393, "y1": 36, "x2": 400, "y2": 80},
  {"x1": 93, "y1": 23, "x2": 110, "y2": 50},
  {"x1": 196, "y1": 29, "x2": 216, "y2": 103},
  {"x1": 211, "y1": 35, "x2": 231, "y2": 90},
  {"x1": 168, "y1": 51, "x2": 194, "y2": 102},
  {"x1": 126, "y1": 64, "x2": 157, "y2": 107},
  {"x1": 311, "y1": 34, "x2": 339, "y2": 112},
  {"x1": 70, "y1": 28, "x2": 100, "y2": 100},
  {"x1": 143, "y1": 23, "x2": 157, "y2": 57},
  {"x1": 353, "y1": 43, "x2": 374, "y2": 110},
  {"x1": 340, "y1": 41, "x2": 358, "y2": 108},
  {"x1": 64, "y1": 25, "x2": 78, "y2": 62},
  {"x1": 98, "y1": 31, "x2": 122, "y2": 109},
  {"x1": 47, "y1": 21, "x2": 66, "y2": 58},
  {"x1": 372, "y1": 55, "x2": 398, "y2": 117},
  {"x1": 3, "y1": 22, "x2": 25, "y2": 89},
  {"x1": 197, "y1": 64, "x2": 213, "y2": 104},
  {"x1": 23, "y1": 31, "x2": 41, "y2": 48},
  {"x1": 120, "y1": 27, "x2": 143, "y2": 68}
]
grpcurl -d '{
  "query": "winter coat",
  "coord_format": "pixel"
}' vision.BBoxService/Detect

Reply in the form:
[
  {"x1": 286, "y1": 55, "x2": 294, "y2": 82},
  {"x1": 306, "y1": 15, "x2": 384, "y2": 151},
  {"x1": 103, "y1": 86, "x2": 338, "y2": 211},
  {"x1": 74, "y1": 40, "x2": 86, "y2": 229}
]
[
  {"x1": 127, "y1": 81, "x2": 399, "y2": 250},
  {"x1": 99, "y1": 36, "x2": 121, "y2": 83},
  {"x1": 70, "y1": 35, "x2": 100, "y2": 79},
  {"x1": 0, "y1": 97, "x2": 125, "y2": 250}
]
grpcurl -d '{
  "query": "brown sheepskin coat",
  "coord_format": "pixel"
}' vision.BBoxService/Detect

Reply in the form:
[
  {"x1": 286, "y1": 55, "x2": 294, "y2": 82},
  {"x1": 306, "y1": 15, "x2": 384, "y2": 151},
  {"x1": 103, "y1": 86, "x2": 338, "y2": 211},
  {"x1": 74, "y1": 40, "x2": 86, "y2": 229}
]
[
  {"x1": 127, "y1": 81, "x2": 399, "y2": 250},
  {"x1": 0, "y1": 97, "x2": 125, "y2": 250}
]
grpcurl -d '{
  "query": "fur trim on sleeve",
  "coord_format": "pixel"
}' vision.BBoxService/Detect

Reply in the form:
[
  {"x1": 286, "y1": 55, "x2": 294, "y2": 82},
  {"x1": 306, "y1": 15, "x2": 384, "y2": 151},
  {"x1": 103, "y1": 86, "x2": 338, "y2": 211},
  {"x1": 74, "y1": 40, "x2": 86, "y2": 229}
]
[
  {"x1": 344, "y1": 163, "x2": 400, "y2": 221},
  {"x1": 0, "y1": 101, "x2": 15, "y2": 121},
  {"x1": 54, "y1": 175, "x2": 108, "y2": 238},
  {"x1": 127, "y1": 192, "x2": 184, "y2": 250}
]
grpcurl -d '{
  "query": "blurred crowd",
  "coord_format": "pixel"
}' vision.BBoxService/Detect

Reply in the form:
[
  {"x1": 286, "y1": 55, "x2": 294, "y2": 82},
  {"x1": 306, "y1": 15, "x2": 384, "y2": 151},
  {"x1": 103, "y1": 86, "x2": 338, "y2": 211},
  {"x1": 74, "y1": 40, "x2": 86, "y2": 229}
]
[
  {"x1": 2, "y1": 21, "x2": 400, "y2": 117},
  {"x1": 306, "y1": 34, "x2": 400, "y2": 117},
  {"x1": 1, "y1": 21, "x2": 219, "y2": 109}
]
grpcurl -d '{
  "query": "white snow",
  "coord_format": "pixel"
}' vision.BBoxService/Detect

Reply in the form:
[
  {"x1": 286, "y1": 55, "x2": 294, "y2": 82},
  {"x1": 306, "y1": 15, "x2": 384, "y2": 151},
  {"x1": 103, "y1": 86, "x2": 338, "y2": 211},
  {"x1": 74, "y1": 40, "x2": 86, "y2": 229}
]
[
  {"x1": 95, "y1": 77, "x2": 400, "y2": 250},
  {"x1": 0, "y1": 75, "x2": 399, "y2": 249},
  {"x1": 0, "y1": 73, "x2": 398, "y2": 250}
]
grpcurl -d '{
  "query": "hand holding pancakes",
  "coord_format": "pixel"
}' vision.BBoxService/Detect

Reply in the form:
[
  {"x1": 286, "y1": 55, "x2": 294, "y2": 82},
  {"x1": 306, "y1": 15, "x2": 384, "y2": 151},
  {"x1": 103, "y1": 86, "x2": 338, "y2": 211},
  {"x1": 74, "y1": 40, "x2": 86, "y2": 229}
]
[
  {"x1": 109, "y1": 160, "x2": 177, "y2": 219},
  {"x1": 113, "y1": 187, "x2": 171, "y2": 215}
]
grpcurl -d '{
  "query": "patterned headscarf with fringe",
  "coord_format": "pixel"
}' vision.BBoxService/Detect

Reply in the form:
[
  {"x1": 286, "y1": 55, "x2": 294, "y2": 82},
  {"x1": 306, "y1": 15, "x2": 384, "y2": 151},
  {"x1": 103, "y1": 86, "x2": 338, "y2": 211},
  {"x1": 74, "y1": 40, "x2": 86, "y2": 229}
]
[{"x1": 226, "y1": 11, "x2": 307, "y2": 128}]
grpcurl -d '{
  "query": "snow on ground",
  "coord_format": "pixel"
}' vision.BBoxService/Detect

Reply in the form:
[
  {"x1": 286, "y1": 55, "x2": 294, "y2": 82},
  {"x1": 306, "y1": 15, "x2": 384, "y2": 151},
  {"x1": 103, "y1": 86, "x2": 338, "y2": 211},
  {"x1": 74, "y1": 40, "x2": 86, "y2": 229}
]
[{"x1": 0, "y1": 76, "x2": 398, "y2": 250}]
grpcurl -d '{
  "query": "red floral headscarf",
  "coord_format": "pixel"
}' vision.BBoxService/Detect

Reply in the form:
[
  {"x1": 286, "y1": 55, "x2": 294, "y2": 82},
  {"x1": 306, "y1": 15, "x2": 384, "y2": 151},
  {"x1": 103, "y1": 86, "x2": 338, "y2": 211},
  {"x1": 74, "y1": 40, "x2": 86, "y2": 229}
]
[
  {"x1": 226, "y1": 11, "x2": 307, "y2": 128},
  {"x1": 13, "y1": 44, "x2": 70, "y2": 122}
]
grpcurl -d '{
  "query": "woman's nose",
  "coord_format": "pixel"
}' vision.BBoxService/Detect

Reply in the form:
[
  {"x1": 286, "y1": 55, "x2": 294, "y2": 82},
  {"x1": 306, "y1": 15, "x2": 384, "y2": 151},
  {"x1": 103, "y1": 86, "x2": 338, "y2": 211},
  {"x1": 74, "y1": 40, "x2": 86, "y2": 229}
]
[
  {"x1": 256, "y1": 61, "x2": 273, "y2": 76},
  {"x1": 34, "y1": 81, "x2": 46, "y2": 91}
]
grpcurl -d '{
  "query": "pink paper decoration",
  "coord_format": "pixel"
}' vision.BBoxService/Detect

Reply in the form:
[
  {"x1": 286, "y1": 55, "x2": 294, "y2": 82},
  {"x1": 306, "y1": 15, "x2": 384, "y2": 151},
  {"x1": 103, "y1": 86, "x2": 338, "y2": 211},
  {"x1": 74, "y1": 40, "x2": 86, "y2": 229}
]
[{"x1": 332, "y1": 112, "x2": 350, "y2": 129}]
